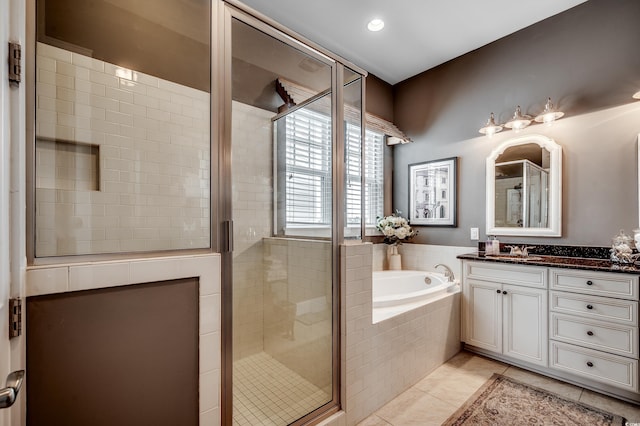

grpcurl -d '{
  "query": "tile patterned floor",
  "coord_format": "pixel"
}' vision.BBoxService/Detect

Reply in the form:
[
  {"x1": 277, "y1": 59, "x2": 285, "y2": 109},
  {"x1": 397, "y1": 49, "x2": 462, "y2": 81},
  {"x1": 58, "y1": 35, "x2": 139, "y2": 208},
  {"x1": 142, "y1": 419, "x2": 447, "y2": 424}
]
[
  {"x1": 358, "y1": 350, "x2": 640, "y2": 425},
  {"x1": 233, "y1": 352, "x2": 331, "y2": 426}
]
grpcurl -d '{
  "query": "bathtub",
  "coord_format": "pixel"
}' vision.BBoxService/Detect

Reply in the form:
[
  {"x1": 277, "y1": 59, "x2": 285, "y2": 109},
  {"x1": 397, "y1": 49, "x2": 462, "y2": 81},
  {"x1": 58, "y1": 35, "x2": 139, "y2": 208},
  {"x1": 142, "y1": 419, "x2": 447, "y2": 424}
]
[{"x1": 372, "y1": 270, "x2": 460, "y2": 323}]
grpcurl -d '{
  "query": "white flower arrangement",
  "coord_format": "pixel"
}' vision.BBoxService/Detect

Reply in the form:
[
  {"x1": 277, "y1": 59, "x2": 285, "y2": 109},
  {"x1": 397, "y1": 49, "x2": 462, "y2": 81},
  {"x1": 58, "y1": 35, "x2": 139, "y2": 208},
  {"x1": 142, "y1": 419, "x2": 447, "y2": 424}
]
[{"x1": 376, "y1": 211, "x2": 417, "y2": 246}]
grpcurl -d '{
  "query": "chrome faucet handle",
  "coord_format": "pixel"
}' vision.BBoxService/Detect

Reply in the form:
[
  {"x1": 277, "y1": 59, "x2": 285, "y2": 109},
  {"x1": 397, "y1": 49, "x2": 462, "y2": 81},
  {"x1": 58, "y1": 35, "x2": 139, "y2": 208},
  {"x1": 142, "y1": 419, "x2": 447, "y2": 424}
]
[
  {"x1": 521, "y1": 246, "x2": 535, "y2": 257},
  {"x1": 506, "y1": 246, "x2": 522, "y2": 256}
]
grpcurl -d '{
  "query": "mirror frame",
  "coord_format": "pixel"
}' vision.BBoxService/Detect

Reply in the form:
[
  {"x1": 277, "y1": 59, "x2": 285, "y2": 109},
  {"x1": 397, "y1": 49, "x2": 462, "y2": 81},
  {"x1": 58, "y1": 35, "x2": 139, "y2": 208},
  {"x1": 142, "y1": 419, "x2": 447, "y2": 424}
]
[{"x1": 486, "y1": 134, "x2": 562, "y2": 237}]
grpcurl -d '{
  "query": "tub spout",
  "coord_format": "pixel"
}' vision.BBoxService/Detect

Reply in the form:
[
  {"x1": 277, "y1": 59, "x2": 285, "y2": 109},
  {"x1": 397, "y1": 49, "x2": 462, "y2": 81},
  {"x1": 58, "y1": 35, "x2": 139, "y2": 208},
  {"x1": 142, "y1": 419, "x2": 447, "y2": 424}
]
[{"x1": 434, "y1": 264, "x2": 455, "y2": 282}]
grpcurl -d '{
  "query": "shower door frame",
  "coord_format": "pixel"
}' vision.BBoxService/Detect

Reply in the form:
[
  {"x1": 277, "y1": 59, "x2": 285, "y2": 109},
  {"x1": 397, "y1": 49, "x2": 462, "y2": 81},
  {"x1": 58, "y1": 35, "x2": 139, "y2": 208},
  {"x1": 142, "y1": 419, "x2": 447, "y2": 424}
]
[{"x1": 217, "y1": 1, "x2": 367, "y2": 424}]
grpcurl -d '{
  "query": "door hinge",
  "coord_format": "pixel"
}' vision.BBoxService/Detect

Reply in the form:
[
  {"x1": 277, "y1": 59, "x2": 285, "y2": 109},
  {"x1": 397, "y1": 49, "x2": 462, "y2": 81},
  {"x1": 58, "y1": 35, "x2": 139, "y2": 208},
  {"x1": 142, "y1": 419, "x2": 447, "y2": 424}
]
[
  {"x1": 8, "y1": 42, "x2": 21, "y2": 85},
  {"x1": 9, "y1": 299, "x2": 21, "y2": 339}
]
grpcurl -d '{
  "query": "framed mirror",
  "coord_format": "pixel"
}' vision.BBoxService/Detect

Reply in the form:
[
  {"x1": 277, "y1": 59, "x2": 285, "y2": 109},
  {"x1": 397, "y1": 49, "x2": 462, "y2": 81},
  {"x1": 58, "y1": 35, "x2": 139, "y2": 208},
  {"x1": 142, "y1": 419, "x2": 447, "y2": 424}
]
[{"x1": 486, "y1": 134, "x2": 562, "y2": 237}]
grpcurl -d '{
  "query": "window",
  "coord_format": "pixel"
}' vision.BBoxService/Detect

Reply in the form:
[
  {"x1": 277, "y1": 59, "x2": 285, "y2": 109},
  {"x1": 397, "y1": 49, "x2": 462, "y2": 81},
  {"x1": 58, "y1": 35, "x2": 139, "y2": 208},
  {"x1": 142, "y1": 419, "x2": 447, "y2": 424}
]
[
  {"x1": 284, "y1": 107, "x2": 332, "y2": 226},
  {"x1": 277, "y1": 105, "x2": 385, "y2": 236},
  {"x1": 363, "y1": 130, "x2": 385, "y2": 227},
  {"x1": 345, "y1": 122, "x2": 362, "y2": 227},
  {"x1": 345, "y1": 124, "x2": 385, "y2": 229}
]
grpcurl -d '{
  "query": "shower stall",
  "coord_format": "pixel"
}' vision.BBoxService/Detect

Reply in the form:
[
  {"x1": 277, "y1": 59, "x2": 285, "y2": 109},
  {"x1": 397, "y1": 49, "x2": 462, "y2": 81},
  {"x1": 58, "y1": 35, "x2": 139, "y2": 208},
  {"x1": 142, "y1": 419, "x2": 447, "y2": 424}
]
[
  {"x1": 221, "y1": 3, "x2": 365, "y2": 424},
  {"x1": 26, "y1": 0, "x2": 365, "y2": 423}
]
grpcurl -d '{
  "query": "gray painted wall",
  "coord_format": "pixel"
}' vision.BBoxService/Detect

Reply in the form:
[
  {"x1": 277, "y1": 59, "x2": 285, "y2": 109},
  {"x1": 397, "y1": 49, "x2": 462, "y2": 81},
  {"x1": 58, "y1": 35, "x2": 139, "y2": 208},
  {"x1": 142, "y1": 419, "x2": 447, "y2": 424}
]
[
  {"x1": 392, "y1": 0, "x2": 640, "y2": 247},
  {"x1": 366, "y1": 74, "x2": 394, "y2": 122}
]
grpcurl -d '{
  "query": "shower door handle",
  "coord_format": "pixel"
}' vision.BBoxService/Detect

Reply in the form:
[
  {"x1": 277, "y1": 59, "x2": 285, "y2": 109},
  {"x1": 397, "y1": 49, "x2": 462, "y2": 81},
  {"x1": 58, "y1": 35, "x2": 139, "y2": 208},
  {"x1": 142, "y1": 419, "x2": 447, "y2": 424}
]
[
  {"x1": 222, "y1": 220, "x2": 234, "y2": 253},
  {"x1": 0, "y1": 370, "x2": 24, "y2": 409}
]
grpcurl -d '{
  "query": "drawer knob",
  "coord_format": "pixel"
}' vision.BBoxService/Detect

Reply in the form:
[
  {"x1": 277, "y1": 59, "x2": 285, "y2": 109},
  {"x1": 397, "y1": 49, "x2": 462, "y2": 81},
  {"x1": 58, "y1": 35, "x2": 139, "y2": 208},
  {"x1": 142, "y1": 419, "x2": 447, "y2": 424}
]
[
  {"x1": 587, "y1": 361, "x2": 594, "y2": 367},
  {"x1": 502, "y1": 291, "x2": 507, "y2": 295},
  {"x1": 496, "y1": 289, "x2": 501, "y2": 294},
  {"x1": 586, "y1": 280, "x2": 594, "y2": 286},
  {"x1": 586, "y1": 304, "x2": 593, "y2": 310},
  {"x1": 587, "y1": 331, "x2": 594, "y2": 336}
]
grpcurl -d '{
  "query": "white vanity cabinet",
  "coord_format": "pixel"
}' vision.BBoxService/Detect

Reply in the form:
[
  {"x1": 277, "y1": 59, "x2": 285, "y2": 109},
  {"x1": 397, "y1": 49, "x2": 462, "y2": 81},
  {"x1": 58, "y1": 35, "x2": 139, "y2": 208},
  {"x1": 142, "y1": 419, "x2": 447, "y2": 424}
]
[
  {"x1": 549, "y1": 268, "x2": 640, "y2": 392},
  {"x1": 462, "y1": 257, "x2": 640, "y2": 402},
  {"x1": 462, "y1": 261, "x2": 548, "y2": 367}
]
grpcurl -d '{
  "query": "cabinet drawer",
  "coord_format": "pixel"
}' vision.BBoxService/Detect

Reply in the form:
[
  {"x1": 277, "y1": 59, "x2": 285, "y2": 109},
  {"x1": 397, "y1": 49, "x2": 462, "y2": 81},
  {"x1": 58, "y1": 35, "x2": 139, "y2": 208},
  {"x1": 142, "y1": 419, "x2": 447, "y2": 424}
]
[
  {"x1": 550, "y1": 269, "x2": 638, "y2": 300},
  {"x1": 550, "y1": 341, "x2": 638, "y2": 392},
  {"x1": 550, "y1": 313, "x2": 638, "y2": 358},
  {"x1": 550, "y1": 291, "x2": 638, "y2": 326},
  {"x1": 465, "y1": 262, "x2": 547, "y2": 288}
]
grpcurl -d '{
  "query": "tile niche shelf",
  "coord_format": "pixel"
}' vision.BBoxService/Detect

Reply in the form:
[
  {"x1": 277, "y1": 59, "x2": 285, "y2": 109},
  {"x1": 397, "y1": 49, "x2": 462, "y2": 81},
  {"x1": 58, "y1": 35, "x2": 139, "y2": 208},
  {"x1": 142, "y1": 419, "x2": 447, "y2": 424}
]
[{"x1": 35, "y1": 138, "x2": 100, "y2": 191}]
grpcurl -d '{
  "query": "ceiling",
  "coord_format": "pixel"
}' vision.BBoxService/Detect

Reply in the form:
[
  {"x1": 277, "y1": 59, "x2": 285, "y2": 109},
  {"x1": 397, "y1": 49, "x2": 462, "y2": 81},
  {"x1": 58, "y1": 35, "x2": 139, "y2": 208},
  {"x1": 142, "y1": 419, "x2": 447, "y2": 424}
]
[{"x1": 238, "y1": 0, "x2": 588, "y2": 85}]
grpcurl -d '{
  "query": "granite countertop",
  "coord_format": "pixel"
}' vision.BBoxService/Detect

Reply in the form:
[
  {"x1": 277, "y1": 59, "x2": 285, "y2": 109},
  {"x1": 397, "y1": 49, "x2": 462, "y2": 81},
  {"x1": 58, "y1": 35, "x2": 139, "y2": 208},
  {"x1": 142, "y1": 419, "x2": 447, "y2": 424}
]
[{"x1": 457, "y1": 252, "x2": 640, "y2": 274}]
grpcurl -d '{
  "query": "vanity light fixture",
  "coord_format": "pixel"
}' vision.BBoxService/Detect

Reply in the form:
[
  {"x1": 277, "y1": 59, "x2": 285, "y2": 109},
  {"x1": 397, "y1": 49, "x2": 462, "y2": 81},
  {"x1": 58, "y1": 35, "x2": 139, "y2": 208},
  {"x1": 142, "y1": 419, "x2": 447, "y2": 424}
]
[
  {"x1": 480, "y1": 98, "x2": 565, "y2": 137},
  {"x1": 367, "y1": 18, "x2": 385, "y2": 32},
  {"x1": 478, "y1": 112, "x2": 503, "y2": 137},
  {"x1": 534, "y1": 97, "x2": 564, "y2": 124},
  {"x1": 504, "y1": 105, "x2": 531, "y2": 132}
]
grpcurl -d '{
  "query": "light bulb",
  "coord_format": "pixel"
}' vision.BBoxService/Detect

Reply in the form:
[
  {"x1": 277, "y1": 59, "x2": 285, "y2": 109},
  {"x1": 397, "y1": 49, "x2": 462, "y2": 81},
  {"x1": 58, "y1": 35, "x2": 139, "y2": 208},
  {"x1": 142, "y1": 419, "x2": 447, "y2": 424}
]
[
  {"x1": 542, "y1": 113, "x2": 555, "y2": 124},
  {"x1": 504, "y1": 106, "x2": 531, "y2": 131},
  {"x1": 367, "y1": 19, "x2": 385, "y2": 32},
  {"x1": 479, "y1": 112, "x2": 503, "y2": 137},
  {"x1": 534, "y1": 98, "x2": 564, "y2": 124}
]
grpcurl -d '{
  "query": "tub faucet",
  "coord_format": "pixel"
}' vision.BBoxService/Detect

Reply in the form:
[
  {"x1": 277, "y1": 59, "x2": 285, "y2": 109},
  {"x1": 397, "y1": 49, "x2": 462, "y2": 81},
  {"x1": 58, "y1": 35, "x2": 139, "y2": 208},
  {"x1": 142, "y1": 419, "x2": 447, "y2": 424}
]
[{"x1": 435, "y1": 264, "x2": 455, "y2": 282}]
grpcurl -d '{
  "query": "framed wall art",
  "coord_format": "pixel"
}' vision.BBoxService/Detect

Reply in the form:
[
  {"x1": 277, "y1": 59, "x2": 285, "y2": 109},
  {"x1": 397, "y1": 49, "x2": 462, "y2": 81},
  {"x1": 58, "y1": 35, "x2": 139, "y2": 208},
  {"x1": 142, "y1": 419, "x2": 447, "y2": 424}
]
[{"x1": 409, "y1": 157, "x2": 457, "y2": 227}]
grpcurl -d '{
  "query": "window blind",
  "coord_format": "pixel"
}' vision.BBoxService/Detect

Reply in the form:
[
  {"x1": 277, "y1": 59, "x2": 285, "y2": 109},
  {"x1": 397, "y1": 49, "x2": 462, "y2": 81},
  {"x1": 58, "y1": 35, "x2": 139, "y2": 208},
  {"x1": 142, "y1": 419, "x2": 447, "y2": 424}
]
[
  {"x1": 345, "y1": 125, "x2": 385, "y2": 227},
  {"x1": 345, "y1": 122, "x2": 362, "y2": 226},
  {"x1": 285, "y1": 107, "x2": 332, "y2": 225},
  {"x1": 364, "y1": 130, "x2": 385, "y2": 226},
  {"x1": 282, "y1": 108, "x2": 384, "y2": 231}
]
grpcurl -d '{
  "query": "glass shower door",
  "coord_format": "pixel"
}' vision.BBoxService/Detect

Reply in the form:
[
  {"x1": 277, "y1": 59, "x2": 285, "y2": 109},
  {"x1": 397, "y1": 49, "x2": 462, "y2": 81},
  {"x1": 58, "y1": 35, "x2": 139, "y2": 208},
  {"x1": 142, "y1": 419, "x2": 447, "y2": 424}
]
[
  {"x1": 228, "y1": 16, "x2": 336, "y2": 425},
  {"x1": 33, "y1": 0, "x2": 211, "y2": 257}
]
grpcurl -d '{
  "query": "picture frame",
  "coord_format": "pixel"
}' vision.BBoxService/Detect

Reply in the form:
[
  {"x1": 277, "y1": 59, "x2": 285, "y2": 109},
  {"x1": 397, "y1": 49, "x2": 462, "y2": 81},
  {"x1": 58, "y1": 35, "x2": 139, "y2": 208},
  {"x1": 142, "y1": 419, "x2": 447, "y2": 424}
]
[{"x1": 409, "y1": 157, "x2": 457, "y2": 227}]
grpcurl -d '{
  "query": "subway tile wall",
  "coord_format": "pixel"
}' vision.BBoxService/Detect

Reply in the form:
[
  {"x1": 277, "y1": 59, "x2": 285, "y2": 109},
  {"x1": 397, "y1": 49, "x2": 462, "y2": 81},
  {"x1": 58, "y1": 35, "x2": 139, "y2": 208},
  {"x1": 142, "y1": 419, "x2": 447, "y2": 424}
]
[
  {"x1": 231, "y1": 101, "x2": 273, "y2": 360},
  {"x1": 35, "y1": 42, "x2": 210, "y2": 256},
  {"x1": 263, "y1": 237, "x2": 333, "y2": 392}
]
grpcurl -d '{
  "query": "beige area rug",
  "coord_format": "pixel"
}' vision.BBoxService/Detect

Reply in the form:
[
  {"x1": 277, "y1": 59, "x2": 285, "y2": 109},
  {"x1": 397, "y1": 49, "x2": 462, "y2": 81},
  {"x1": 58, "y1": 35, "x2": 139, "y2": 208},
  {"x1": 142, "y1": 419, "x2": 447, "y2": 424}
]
[{"x1": 443, "y1": 374, "x2": 627, "y2": 425}]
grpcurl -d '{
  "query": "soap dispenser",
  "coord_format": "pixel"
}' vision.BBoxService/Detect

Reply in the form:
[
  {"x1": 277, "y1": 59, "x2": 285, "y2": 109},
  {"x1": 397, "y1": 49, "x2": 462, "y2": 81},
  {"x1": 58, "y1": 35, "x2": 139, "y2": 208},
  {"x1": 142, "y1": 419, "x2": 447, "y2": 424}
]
[
  {"x1": 486, "y1": 236, "x2": 495, "y2": 255},
  {"x1": 493, "y1": 236, "x2": 500, "y2": 255}
]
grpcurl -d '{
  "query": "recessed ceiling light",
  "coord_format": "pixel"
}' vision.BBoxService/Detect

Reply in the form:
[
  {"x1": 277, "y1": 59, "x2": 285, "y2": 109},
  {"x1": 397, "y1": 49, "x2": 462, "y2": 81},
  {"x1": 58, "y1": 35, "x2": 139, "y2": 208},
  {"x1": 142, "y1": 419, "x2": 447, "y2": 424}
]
[{"x1": 367, "y1": 18, "x2": 384, "y2": 32}]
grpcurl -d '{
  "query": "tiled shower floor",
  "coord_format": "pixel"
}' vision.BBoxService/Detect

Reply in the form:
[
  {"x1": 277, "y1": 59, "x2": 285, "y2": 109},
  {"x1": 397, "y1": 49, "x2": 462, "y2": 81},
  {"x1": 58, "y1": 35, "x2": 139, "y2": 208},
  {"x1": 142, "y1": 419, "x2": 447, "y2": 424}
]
[{"x1": 233, "y1": 352, "x2": 331, "y2": 425}]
